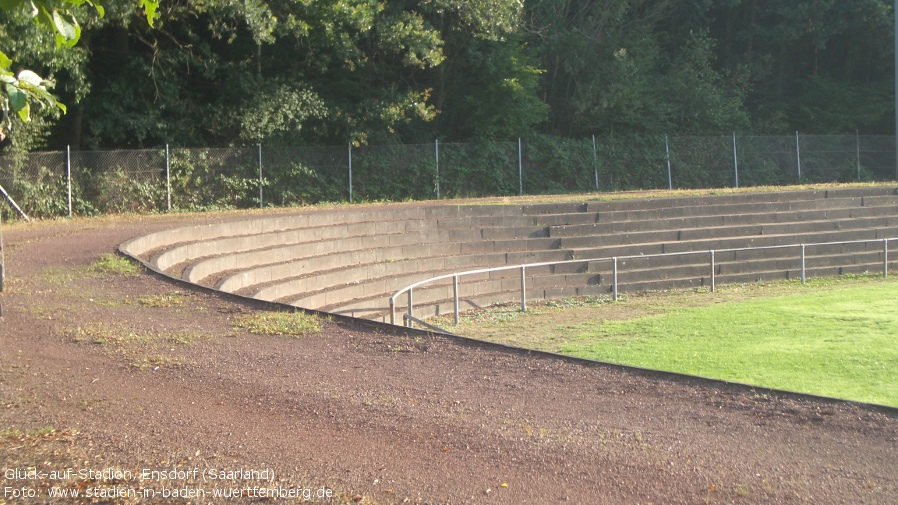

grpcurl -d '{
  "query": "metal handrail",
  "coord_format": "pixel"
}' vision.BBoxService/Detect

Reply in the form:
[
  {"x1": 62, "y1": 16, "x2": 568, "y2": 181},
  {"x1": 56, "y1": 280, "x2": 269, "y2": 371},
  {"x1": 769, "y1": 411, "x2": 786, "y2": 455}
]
[{"x1": 389, "y1": 237, "x2": 893, "y2": 327}]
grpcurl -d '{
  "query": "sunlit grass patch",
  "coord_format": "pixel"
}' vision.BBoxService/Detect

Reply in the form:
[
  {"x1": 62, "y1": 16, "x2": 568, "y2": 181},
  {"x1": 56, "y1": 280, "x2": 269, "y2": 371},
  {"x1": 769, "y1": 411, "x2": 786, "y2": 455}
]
[
  {"x1": 67, "y1": 322, "x2": 202, "y2": 369},
  {"x1": 558, "y1": 283, "x2": 898, "y2": 406},
  {"x1": 450, "y1": 276, "x2": 898, "y2": 406},
  {"x1": 136, "y1": 291, "x2": 190, "y2": 307},
  {"x1": 89, "y1": 253, "x2": 141, "y2": 276},
  {"x1": 234, "y1": 310, "x2": 322, "y2": 337}
]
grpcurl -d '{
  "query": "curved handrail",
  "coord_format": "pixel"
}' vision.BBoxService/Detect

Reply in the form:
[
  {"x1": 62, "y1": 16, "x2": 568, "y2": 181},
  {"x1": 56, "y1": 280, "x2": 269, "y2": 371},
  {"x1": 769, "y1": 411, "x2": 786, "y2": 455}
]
[{"x1": 389, "y1": 237, "x2": 893, "y2": 326}]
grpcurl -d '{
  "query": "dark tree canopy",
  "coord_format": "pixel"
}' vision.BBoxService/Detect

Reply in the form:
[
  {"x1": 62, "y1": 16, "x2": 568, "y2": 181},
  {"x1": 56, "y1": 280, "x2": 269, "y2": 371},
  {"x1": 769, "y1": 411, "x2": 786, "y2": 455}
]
[{"x1": 1, "y1": 0, "x2": 895, "y2": 152}]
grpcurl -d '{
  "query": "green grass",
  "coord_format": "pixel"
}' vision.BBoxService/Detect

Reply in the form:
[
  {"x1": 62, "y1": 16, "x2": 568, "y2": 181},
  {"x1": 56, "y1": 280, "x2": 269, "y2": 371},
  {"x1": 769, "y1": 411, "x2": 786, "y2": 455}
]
[
  {"x1": 234, "y1": 310, "x2": 322, "y2": 337},
  {"x1": 558, "y1": 282, "x2": 898, "y2": 406},
  {"x1": 135, "y1": 292, "x2": 189, "y2": 307},
  {"x1": 89, "y1": 253, "x2": 140, "y2": 276},
  {"x1": 440, "y1": 277, "x2": 898, "y2": 407}
]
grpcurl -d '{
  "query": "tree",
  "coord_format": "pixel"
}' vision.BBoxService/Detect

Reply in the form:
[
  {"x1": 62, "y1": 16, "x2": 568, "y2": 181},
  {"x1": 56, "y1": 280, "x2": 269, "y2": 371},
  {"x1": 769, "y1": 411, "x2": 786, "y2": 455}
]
[
  {"x1": 699, "y1": 0, "x2": 893, "y2": 133},
  {"x1": 415, "y1": 0, "x2": 546, "y2": 139},
  {"x1": 0, "y1": 0, "x2": 159, "y2": 144},
  {"x1": 68, "y1": 0, "x2": 450, "y2": 147}
]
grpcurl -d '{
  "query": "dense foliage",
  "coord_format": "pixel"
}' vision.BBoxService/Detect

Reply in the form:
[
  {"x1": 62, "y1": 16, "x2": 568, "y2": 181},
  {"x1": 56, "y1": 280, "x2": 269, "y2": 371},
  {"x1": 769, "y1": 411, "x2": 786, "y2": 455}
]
[{"x1": 0, "y1": 0, "x2": 894, "y2": 153}]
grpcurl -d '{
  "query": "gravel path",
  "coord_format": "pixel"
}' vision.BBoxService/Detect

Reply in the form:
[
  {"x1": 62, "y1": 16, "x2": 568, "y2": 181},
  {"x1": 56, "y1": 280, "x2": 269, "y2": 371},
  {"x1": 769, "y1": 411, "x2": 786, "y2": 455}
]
[{"x1": 1, "y1": 208, "x2": 897, "y2": 504}]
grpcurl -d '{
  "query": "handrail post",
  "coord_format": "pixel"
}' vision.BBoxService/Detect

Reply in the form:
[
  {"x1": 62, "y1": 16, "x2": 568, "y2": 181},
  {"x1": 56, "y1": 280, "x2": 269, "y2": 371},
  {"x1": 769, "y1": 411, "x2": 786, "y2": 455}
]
[
  {"x1": 453, "y1": 275, "x2": 460, "y2": 325},
  {"x1": 521, "y1": 265, "x2": 527, "y2": 312},
  {"x1": 612, "y1": 257, "x2": 618, "y2": 301},
  {"x1": 407, "y1": 289, "x2": 413, "y2": 328},
  {"x1": 709, "y1": 250, "x2": 715, "y2": 293},
  {"x1": 801, "y1": 244, "x2": 806, "y2": 284},
  {"x1": 884, "y1": 239, "x2": 889, "y2": 278},
  {"x1": 389, "y1": 296, "x2": 396, "y2": 326}
]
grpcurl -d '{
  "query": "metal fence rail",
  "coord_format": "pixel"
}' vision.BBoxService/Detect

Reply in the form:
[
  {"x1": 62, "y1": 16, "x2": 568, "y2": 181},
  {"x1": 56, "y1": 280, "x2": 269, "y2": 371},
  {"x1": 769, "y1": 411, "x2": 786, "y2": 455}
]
[
  {"x1": 390, "y1": 238, "x2": 894, "y2": 328},
  {"x1": 0, "y1": 134, "x2": 896, "y2": 219}
]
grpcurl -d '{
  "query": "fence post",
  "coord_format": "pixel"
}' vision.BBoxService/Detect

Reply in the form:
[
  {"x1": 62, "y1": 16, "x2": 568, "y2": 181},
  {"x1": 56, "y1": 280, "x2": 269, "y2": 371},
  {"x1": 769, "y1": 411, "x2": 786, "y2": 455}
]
[
  {"x1": 856, "y1": 130, "x2": 861, "y2": 181},
  {"x1": 709, "y1": 250, "x2": 715, "y2": 293},
  {"x1": 884, "y1": 239, "x2": 889, "y2": 278},
  {"x1": 800, "y1": 244, "x2": 806, "y2": 284},
  {"x1": 521, "y1": 265, "x2": 527, "y2": 312},
  {"x1": 435, "y1": 139, "x2": 440, "y2": 199},
  {"x1": 665, "y1": 134, "x2": 672, "y2": 190},
  {"x1": 453, "y1": 274, "x2": 460, "y2": 326},
  {"x1": 732, "y1": 133, "x2": 739, "y2": 188},
  {"x1": 348, "y1": 142, "x2": 353, "y2": 203},
  {"x1": 518, "y1": 137, "x2": 523, "y2": 195},
  {"x1": 165, "y1": 144, "x2": 171, "y2": 211},
  {"x1": 592, "y1": 134, "x2": 599, "y2": 190},
  {"x1": 1, "y1": 214, "x2": 5, "y2": 293},
  {"x1": 66, "y1": 145, "x2": 72, "y2": 218},
  {"x1": 796, "y1": 131, "x2": 802, "y2": 181},
  {"x1": 257, "y1": 144, "x2": 263, "y2": 208}
]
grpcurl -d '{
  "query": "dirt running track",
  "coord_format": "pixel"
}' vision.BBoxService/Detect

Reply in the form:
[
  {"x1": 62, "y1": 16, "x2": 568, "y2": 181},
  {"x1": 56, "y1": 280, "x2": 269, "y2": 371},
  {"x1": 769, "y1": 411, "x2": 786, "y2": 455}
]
[{"x1": 1, "y1": 206, "x2": 897, "y2": 504}]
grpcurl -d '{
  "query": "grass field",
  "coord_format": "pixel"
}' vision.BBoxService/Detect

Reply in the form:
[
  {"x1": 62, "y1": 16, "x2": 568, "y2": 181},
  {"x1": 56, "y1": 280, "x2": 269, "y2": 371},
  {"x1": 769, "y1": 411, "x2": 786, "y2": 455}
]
[{"x1": 439, "y1": 276, "x2": 898, "y2": 407}]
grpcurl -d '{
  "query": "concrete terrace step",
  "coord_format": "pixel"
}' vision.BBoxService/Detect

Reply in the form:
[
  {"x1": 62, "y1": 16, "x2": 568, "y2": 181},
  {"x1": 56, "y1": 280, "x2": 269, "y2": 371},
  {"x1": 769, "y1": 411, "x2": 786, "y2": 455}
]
[
  {"x1": 333, "y1": 242, "x2": 895, "y2": 321},
  {"x1": 557, "y1": 215, "x2": 898, "y2": 250},
  {"x1": 556, "y1": 239, "x2": 892, "y2": 280},
  {"x1": 598, "y1": 196, "x2": 892, "y2": 225},
  {"x1": 617, "y1": 263, "x2": 894, "y2": 295},
  {"x1": 170, "y1": 210, "x2": 618, "y2": 282},
  {"x1": 203, "y1": 208, "x2": 898, "y2": 299},
  {"x1": 608, "y1": 249, "x2": 892, "y2": 284},
  {"x1": 326, "y1": 228, "x2": 898, "y2": 320},
  {"x1": 348, "y1": 256, "x2": 895, "y2": 324},
  {"x1": 271, "y1": 249, "x2": 577, "y2": 307},
  {"x1": 580, "y1": 187, "x2": 897, "y2": 213},
  {"x1": 115, "y1": 186, "x2": 898, "y2": 325},
  {"x1": 161, "y1": 192, "x2": 897, "y2": 279},
  {"x1": 242, "y1": 224, "x2": 898, "y2": 312},
  {"x1": 552, "y1": 204, "x2": 897, "y2": 238},
  {"x1": 322, "y1": 274, "x2": 606, "y2": 321},
  {"x1": 157, "y1": 192, "x2": 898, "y2": 277},
  {"x1": 202, "y1": 234, "x2": 564, "y2": 291},
  {"x1": 133, "y1": 203, "x2": 537, "y2": 265}
]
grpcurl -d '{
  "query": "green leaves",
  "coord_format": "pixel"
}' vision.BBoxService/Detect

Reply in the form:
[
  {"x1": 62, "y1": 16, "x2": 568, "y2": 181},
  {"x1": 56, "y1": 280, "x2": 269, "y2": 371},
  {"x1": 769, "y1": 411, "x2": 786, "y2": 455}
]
[
  {"x1": 1, "y1": 46, "x2": 66, "y2": 128},
  {"x1": 17, "y1": 0, "x2": 90, "y2": 48},
  {"x1": 138, "y1": 0, "x2": 159, "y2": 26},
  {"x1": 5, "y1": 85, "x2": 28, "y2": 117},
  {"x1": 0, "y1": 51, "x2": 12, "y2": 70},
  {"x1": 0, "y1": 0, "x2": 158, "y2": 137},
  {"x1": 2, "y1": 69, "x2": 66, "y2": 124},
  {"x1": 239, "y1": 83, "x2": 327, "y2": 144},
  {"x1": 51, "y1": 9, "x2": 80, "y2": 47},
  {"x1": 16, "y1": 70, "x2": 43, "y2": 87}
]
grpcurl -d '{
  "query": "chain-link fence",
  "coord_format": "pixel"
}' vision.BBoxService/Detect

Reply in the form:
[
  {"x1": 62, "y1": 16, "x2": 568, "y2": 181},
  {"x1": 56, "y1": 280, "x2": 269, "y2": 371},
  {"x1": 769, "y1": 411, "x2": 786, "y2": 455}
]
[{"x1": 0, "y1": 134, "x2": 895, "y2": 219}]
